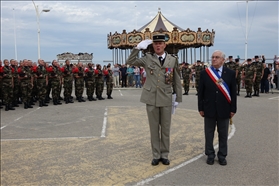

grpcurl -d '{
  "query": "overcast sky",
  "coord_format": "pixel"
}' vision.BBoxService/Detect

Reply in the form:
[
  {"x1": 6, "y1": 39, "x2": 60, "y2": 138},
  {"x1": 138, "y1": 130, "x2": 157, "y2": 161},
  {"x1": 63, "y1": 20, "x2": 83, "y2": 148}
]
[{"x1": 1, "y1": 1, "x2": 278, "y2": 65}]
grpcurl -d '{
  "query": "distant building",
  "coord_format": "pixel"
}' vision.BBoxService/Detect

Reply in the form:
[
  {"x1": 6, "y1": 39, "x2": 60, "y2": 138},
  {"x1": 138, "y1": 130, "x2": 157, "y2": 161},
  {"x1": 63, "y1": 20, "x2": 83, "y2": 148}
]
[{"x1": 57, "y1": 52, "x2": 93, "y2": 66}]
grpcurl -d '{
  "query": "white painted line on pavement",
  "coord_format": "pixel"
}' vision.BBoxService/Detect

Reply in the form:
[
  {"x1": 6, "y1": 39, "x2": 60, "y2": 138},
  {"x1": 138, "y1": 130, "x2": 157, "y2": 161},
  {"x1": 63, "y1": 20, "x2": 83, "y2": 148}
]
[
  {"x1": 119, "y1": 89, "x2": 123, "y2": 96},
  {"x1": 0, "y1": 126, "x2": 7, "y2": 130},
  {"x1": 101, "y1": 107, "x2": 108, "y2": 138},
  {"x1": 135, "y1": 124, "x2": 236, "y2": 186},
  {"x1": 0, "y1": 107, "x2": 41, "y2": 130},
  {"x1": 1, "y1": 136, "x2": 98, "y2": 141},
  {"x1": 268, "y1": 96, "x2": 279, "y2": 100}
]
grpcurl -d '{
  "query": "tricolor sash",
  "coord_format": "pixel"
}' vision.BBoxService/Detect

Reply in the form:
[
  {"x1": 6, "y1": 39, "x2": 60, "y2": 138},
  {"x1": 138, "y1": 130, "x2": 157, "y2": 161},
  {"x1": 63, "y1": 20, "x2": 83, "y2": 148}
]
[{"x1": 205, "y1": 66, "x2": 231, "y2": 103}]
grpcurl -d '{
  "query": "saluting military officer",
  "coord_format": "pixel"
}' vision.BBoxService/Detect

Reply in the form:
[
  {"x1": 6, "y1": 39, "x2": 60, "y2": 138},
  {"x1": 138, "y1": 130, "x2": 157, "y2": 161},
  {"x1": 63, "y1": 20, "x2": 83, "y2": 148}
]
[
  {"x1": 251, "y1": 55, "x2": 264, "y2": 96},
  {"x1": 126, "y1": 34, "x2": 182, "y2": 166},
  {"x1": 181, "y1": 62, "x2": 192, "y2": 95},
  {"x1": 243, "y1": 59, "x2": 256, "y2": 98}
]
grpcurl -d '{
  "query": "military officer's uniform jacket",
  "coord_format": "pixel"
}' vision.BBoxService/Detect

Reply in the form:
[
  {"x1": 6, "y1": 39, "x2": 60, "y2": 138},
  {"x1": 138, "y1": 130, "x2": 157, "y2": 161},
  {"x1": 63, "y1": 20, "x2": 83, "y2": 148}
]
[{"x1": 126, "y1": 48, "x2": 182, "y2": 107}]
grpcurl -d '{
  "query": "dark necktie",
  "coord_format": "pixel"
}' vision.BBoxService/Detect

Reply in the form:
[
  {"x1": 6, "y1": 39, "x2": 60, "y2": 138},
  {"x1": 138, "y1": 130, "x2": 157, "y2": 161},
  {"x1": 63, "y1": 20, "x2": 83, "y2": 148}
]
[{"x1": 159, "y1": 57, "x2": 163, "y2": 66}]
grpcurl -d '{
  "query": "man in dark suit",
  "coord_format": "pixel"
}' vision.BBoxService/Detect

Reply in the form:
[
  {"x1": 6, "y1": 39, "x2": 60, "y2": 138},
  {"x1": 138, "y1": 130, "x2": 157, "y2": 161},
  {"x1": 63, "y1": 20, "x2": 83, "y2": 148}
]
[{"x1": 198, "y1": 50, "x2": 237, "y2": 166}]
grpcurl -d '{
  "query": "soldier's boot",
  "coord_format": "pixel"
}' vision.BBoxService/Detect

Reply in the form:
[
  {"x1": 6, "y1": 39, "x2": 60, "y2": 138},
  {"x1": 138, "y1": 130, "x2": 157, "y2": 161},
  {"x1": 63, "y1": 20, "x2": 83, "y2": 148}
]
[
  {"x1": 27, "y1": 100, "x2": 33, "y2": 108},
  {"x1": 68, "y1": 97, "x2": 74, "y2": 103},
  {"x1": 81, "y1": 97, "x2": 86, "y2": 102},
  {"x1": 249, "y1": 93, "x2": 252, "y2": 98},
  {"x1": 13, "y1": 101, "x2": 19, "y2": 107},
  {"x1": 88, "y1": 96, "x2": 92, "y2": 101},
  {"x1": 183, "y1": 91, "x2": 187, "y2": 95},
  {"x1": 5, "y1": 104, "x2": 9, "y2": 111},
  {"x1": 185, "y1": 91, "x2": 188, "y2": 95},
  {"x1": 56, "y1": 99, "x2": 62, "y2": 105},
  {"x1": 252, "y1": 91, "x2": 256, "y2": 96},
  {"x1": 59, "y1": 96, "x2": 63, "y2": 100},
  {"x1": 65, "y1": 98, "x2": 69, "y2": 104},
  {"x1": 53, "y1": 99, "x2": 58, "y2": 105},
  {"x1": 39, "y1": 101, "x2": 43, "y2": 107},
  {"x1": 42, "y1": 100, "x2": 48, "y2": 106},
  {"x1": 245, "y1": 93, "x2": 250, "y2": 98},
  {"x1": 9, "y1": 104, "x2": 15, "y2": 110},
  {"x1": 78, "y1": 97, "x2": 82, "y2": 102},
  {"x1": 30, "y1": 100, "x2": 35, "y2": 105},
  {"x1": 92, "y1": 96, "x2": 97, "y2": 101},
  {"x1": 24, "y1": 102, "x2": 28, "y2": 109}
]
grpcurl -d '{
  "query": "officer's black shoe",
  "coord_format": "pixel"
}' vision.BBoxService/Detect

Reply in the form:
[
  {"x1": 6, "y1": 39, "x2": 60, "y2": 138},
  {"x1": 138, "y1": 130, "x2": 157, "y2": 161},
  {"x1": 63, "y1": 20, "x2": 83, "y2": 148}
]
[
  {"x1": 39, "y1": 101, "x2": 43, "y2": 107},
  {"x1": 218, "y1": 159, "x2": 227, "y2": 166},
  {"x1": 206, "y1": 157, "x2": 214, "y2": 165},
  {"x1": 42, "y1": 101, "x2": 48, "y2": 106},
  {"x1": 160, "y1": 158, "x2": 170, "y2": 165},
  {"x1": 24, "y1": 102, "x2": 28, "y2": 109},
  {"x1": 151, "y1": 159, "x2": 160, "y2": 166}
]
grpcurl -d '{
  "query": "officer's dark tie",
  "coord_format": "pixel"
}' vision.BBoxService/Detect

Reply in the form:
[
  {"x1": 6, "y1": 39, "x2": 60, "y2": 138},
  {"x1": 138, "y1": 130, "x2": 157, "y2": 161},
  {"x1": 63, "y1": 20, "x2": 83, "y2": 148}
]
[{"x1": 159, "y1": 56, "x2": 163, "y2": 66}]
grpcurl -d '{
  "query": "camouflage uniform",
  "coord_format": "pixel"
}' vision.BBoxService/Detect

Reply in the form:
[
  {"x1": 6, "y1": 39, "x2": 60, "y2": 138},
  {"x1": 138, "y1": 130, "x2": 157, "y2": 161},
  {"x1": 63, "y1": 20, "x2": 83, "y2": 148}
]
[
  {"x1": 11, "y1": 65, "x2": 20, "y2": 107},
  {"x1": 224, "y1": 61, "x2": 237, "y2": 72},
  {"x1": 74, "y1": 67, "x2": 85, "y2": 102},
  {"x1": 63, "y1": 65, "x2": 73, "y2": 102},
  {"x1": 251, "y1": 61, "x2": 264, "y2": 96},
  {"x1": 36, "y1": 65, "x2": 48, "y2": 106},
  {"x1": 181, "y1": 66, "x2": 191, "y2": 95},
  {"x1": 50, "y1": 66, "x2": 62, "y2": 105},
  {"x1": 31, "y1": 66, "x2": 37, "y2": 103},
  {"x1": 19, "y1": 66, "x2": 33, "y2": 109},
  {"x1": 244, "y1": 64, "x2": 256, "y2": 97},
  {"x1": 194, "y1": 65, "x2": 204, "y2": 94},
  {"x1": 2, "y1": 65, "x2": 15, "y2": 110},
  {"x1": 235, "y1": 63, "x2": 242, "y2": 95},
  {"x1": 95, "y1": 68, "x2": 105, "y2": 100},
  {"x1": 85, "y1": 66, "x2": 96, "y2": 101},
  {"x1": 106, "y1": 69, "x2": 113, "y2": 99}
]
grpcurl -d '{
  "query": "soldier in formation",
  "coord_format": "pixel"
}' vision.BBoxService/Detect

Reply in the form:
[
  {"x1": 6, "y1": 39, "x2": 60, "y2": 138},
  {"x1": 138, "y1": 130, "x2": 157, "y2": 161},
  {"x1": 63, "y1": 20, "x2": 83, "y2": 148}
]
[
  {"x1": 242, "y1": 59, "x2": 256, "y2": 98},
  {"x1": 181, "y1": 62, "x2": 192, "y2": 95},
  {"x1": 192, "y1": 60, "x2": 204, "y2": 95},
  {"x1": 105, "y1": 65, "x2": 114, "y2": 99},
  {"x1": 73, "y1": 62, "x2": 86, "y2": 102},
  {"x1": 85, "y1": 63, "x2": 97, "y2": 101},
  {"x1": 251, "y1": 56, "x2": 264, "y2": 97}
]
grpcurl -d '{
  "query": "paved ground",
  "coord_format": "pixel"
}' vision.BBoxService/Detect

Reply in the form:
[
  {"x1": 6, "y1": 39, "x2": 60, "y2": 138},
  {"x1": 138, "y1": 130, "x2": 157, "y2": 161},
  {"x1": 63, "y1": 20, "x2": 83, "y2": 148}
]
[{"x1": 1, "y1": 87, "x2": 278, "y2": 185}]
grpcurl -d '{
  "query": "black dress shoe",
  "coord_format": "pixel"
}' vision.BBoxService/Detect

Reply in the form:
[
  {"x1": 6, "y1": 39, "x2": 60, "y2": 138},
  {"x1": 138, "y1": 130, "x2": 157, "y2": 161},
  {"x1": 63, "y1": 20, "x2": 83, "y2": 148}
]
[
  {"x1": 206, "y1": 158, "x2": 214, "y2": 165},
  {"x1": 218, "y1": 159, "x2": 227, "y2": 166},
  {"x1": 160, "y1": 158, "x2": 170, "y2": 165},
  {"x1": 151, "y1": 159, "x2": 160, "y2": 166}
]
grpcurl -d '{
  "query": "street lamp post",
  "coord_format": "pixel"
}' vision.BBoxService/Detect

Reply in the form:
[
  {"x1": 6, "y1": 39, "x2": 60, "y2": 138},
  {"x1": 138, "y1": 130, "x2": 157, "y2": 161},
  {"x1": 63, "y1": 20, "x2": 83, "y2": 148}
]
[{"x1": 32, "y1": 0, "x2": 50, "y2": 60}]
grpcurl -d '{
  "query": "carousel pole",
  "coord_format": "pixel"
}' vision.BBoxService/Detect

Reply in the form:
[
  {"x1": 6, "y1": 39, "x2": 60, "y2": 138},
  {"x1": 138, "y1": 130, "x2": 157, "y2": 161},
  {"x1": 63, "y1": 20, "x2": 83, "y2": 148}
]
[
  {"x1": 190, "y1": 48, "x2": 193, "y2": 64},
  {"x1": 194, "y1": 48, "x2": 196, "y2": 63},
  {"x1": 200, "y1": 47, "x2": 202, "y2": 61}
]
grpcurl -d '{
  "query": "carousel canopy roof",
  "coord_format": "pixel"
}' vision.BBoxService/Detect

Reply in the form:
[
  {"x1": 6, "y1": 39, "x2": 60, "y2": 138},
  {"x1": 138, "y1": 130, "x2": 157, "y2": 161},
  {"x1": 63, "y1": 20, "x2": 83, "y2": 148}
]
[{"x1": 137, "y1": 8, "x2": 184, "y2": 32}]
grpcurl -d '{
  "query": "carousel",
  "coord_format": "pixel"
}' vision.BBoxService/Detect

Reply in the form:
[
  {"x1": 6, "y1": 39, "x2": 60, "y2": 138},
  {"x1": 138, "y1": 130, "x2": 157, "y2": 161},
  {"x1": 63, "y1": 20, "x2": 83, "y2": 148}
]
[{"x1": 107, "y1": 8, "x2": 215, "y2": 64}]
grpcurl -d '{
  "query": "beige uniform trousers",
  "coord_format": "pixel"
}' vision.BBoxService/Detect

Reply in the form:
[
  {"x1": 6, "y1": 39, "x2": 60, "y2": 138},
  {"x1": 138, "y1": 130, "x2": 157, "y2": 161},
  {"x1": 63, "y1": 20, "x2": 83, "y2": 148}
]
[{"x1": 146, "y1": 104, "x2": 172, "y2": 159}]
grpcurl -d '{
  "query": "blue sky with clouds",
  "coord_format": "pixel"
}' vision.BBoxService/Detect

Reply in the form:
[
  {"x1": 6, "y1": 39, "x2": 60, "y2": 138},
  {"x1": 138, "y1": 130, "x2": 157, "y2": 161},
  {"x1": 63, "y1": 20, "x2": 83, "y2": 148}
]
[{"x1": 1, "y1": 1, "x2": 278, "y2": 65}]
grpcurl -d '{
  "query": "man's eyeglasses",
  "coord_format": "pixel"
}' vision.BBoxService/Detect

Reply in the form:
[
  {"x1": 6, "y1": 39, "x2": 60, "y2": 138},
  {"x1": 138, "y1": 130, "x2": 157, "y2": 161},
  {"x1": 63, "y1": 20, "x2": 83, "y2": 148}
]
[{"x1": 211, "y1": 56, "x2": 221, "y2": 59}]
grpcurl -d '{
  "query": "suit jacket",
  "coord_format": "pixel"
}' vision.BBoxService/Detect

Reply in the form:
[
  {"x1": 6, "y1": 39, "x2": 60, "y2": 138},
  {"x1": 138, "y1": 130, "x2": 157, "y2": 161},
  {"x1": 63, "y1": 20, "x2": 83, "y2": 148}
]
[
  {"x1": 126, "y1": 48, "x2": 182, "y2": 107},
  {"x1": 198, "y1": 66, "x2": 237, "y2": 118}
]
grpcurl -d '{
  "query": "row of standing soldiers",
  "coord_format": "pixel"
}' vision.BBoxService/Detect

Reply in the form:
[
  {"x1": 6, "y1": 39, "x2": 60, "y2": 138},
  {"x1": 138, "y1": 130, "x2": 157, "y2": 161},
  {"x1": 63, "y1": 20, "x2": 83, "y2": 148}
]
[
  {"x1": 180, "y1": 56, "x2": 264, "y2": 97},
  {"x1": 0, "y1": 59, "x2": 114, "y2": 111}
]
